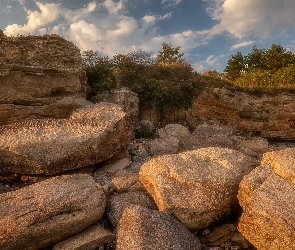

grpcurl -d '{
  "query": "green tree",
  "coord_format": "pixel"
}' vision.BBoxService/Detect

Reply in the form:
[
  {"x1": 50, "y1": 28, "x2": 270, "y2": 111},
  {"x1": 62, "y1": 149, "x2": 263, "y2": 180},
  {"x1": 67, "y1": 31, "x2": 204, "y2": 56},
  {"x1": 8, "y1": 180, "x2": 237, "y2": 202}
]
[
  {"x1": 224, "y1": 52, "x2": 245, "y2": 81},
  {"x1": 82, "y1": 50, "x2": 116, "y2": 93},
  {"x1": 156, "y1": 42, "x2": 185, "y2": 66}
]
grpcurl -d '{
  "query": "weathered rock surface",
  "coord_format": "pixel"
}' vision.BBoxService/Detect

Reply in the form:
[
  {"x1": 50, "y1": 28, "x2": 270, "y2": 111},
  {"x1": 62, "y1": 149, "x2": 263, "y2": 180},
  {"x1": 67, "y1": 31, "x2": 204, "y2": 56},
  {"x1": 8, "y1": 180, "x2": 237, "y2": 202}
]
[
  {"x1": 116, "y1": 205, "x2": 202, "y2": 250},
  {"x1": 107, "y1": 191, "x2": 157, "y2": 227},
  {"x1": 90, "y1": 87, "x2": 139, "y2": 131},
  {"x1": 139, "y1": 147, "x2": 258, "y2": 229},
  {"x1": 0, "y1": 174, "x2": 106, "y2": 250},
  {"x1": 238, "y1": 148, "x2": 295, "y2": 250},
  {"x1": 191, "y1": 87, "x2": 295, "y2": 140},
  {"x1": 0, "y1": 34, "x2": 87, "y2": 124},
  {"x1": 53, "y1": 225, "x2": 114, "y2": 250},
  {"x1": 147, "y1": 124, "x2": 191, "y2": 156},
  {"x1": 0, "y1": 102, "x2": 132, "y2": 175}
]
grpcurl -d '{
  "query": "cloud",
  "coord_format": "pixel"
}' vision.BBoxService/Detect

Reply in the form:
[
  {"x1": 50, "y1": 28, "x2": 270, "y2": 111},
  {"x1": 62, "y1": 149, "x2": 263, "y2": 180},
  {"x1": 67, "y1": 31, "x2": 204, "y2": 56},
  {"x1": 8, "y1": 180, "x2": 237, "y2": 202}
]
[
  {"x1": 230, "y1": 41, "x2": 255, "y2": 50},
  {"x1": 161, "y1": 0, "x2": 182, "y2": 8},
  {"x1": 205, "y1": 0, "x2": 295, "y2": 39},
  {"x1": 5, "y1": 2, "x2": 61, "y2": 35},
  {"x1": 159, "y1": 12, "x2": 172, "y2": 20}
]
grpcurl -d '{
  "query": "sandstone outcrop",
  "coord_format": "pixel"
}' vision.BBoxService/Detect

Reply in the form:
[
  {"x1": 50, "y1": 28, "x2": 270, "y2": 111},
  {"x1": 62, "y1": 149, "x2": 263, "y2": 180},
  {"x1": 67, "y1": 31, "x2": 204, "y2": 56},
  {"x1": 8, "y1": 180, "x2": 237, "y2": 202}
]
[
  {"x1": 0, "y1": 174, "x2": 106, "y2": 250},
  {"x1": 0, "y1": 103, "x2": 132, "y2": 175},
  {"x1": 116, "y1": 205, "x2": 202, "y2": 250},
  {"x1": 191, "y1": 87, "x2": 295, "y2": 139},
  {"x1": 238, "y1": 148, "x2": 295, "y2": 250},
  {"x1": 139, "y1": 147, "x2": 258, "y2": 230},
  {"x1": 0, "y1": 34, "x2": 87, "y2": 124}
]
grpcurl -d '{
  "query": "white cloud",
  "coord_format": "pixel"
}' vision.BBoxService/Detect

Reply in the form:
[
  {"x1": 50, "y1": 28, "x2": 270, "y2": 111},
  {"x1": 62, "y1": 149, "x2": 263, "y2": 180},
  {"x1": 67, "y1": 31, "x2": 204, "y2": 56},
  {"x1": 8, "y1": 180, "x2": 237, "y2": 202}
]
[
  {"x1": 230, "y1": 41, "x2": 255, "y2": 50},
  {"x1": 159, "y1": 12, "x2": 172, "y2": 20},
  {"x1": 5, "y1": 2, "x2": 61, "y2": 35},
  {"x1": 205, "y1": 0, "x2": 295, "y2": 39},
  {"x1": 161, "y1": 0, "x2": 182, "y2": 8}
]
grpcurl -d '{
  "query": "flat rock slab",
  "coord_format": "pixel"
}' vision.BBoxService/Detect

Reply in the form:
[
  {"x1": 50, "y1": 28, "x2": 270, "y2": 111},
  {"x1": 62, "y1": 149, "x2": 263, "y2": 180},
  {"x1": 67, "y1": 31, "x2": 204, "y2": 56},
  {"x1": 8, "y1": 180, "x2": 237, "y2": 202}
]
[
  {"x1": 0, "y1": 102, "x2": 132, "y2": 175},
  {"x1": 53, "y1": 225, "x2": 114, "y2": 250},
  {"x1": 139, "y1": 147, "x2": 258, "y2": 230},
  {"x1": 116, "y1": 205, "x2": 202, "y2": 250},
  {"x1": 0, "y1": 174, "x2": 106, "y2": 250}
]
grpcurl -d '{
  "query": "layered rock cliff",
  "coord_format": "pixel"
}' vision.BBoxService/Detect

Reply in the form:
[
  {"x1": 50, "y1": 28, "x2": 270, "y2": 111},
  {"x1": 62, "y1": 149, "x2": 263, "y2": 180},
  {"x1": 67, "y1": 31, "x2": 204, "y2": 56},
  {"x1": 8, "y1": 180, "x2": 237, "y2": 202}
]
[{"x1": 0, "y1": 34, "x2": 87, "y2": 125}]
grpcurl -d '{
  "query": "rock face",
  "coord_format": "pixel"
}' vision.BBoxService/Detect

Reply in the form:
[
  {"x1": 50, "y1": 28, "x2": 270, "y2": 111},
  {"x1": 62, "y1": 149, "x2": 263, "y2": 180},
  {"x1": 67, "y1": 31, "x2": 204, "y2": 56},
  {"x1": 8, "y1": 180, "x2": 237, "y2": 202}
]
[
  {"x1": 90, "y1": 87, "x2": 139, "y2": 131},
  {"x1": 139, "y1": 147, "x2": 258, "y2": 230},
  {"x1": 116, "y1": 205, "x2": 202, "y2": 250},
  {"x1": 238, "y1": 148, "x2": 295, "y2": 250},
  {"x1": 0, "y1": 34, "x2": 87, "y2": 124},
  {"x1": 0, "y1": 103, "x2": 132, "y2": 175},
  {"x1": 191, "y1": 87, "x2": 295, "y2": 139},
  {"x1": 0, "y1": 174, "x2": 106, "y2": 250}
]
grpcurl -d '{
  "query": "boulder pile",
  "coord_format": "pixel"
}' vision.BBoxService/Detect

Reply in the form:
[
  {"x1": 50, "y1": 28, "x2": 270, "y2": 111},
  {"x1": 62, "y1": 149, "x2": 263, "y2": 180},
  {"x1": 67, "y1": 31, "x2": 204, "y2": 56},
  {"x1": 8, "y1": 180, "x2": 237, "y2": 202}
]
[{"x1": 1, "y1": 34, "x2": 295, "y2": 250}]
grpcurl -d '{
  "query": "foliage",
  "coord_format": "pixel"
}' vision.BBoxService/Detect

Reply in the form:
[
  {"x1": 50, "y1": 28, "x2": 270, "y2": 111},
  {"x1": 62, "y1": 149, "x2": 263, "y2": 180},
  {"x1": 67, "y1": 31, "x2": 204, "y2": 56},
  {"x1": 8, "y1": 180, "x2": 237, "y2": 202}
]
[
  {"x1": 224, "y1": 44, "x2": 295, "y2": 91},
  {"x1": 82, "y1": 50, "x2": 116, "y2": 92},
  {"x1": 83, "y1": 43, "x2": 203, "y2": 109},
  {"x1": 224, "y1": 44, "x2": 295, "y2": 82}
]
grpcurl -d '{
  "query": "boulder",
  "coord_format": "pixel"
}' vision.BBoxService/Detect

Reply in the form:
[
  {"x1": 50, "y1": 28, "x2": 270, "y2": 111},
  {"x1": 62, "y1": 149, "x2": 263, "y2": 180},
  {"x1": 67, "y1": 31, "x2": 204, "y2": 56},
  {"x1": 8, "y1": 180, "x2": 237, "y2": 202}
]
[
  {"x1": 116, "y1": 205, "x2": 202, "y2": 250},
  {"x1": 107, "y1": 191, "x2": 157, "y2": 227},
  {"x1": 148, "y1": 124, "x2": 191, "y2": 156},
  {"x1": 0, "y1": 34, "x2": 87, "y2": 124},
  {"x1": 0, "y1": 174, "x2": 106, "y2": 250},
  {"x1": 238, "y1": 148, "x2": 295, "y2": 250},
  {"x1": 0, "y1": 103, "x2": 132, "y2": 175},
  {"x1": 90, "y1": 87, "x2": 139, "y2": 131},
  {"x1": 139, "y1": 147, "x2": 258, "y2": 229},
  {"x1": 53, "y1": 225, "x2": 114, "y2": 250}
]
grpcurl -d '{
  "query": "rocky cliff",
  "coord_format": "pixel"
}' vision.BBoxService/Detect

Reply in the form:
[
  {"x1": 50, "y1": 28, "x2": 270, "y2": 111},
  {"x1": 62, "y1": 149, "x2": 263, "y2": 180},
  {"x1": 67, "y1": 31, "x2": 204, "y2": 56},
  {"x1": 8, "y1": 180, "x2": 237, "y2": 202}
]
[{"x1": 0, "y1": 34, "x2": 87, "y2": 125}]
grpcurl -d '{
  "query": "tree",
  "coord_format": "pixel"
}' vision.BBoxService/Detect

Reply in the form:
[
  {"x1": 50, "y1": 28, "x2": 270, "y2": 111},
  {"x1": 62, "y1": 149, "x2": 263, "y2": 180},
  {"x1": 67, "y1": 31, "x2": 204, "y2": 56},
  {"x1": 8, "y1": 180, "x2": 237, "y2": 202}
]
[
  {"x1": 224, "y1": 52, "x2": 245, "y2": 81},
  {"x1": 156, "y1": 42, "x2": 185, "y2": 66},
  {"x1": 224, "y1": 44, "x2": 295, "y2": 82}
]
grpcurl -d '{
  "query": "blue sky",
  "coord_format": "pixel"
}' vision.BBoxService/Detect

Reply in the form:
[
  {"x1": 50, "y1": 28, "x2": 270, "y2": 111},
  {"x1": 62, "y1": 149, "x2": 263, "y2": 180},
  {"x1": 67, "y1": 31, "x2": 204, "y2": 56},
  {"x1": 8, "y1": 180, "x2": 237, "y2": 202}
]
[{"x1": 1, "y1": 0, "x2": 295, "y2": 72}]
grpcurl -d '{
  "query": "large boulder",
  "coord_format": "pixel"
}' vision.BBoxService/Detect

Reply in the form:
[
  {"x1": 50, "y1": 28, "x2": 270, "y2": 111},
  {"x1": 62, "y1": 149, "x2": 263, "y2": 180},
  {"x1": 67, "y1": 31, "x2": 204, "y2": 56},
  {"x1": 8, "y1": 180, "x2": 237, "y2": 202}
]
[
  {"x1": 0, "y1": 174, "x2": 106, "y2": 250},
  {"x1": 0, "y1": 102, "x2": 132, "y2": 175},
  {"x1": 0, "y1": 34, "x2": 87, "y2": 124},
  {"x1": 139, "y1": 147, "x2": 258, "y2": 230},
  {"x1": 238, "y1": 148, "x2": 295, "y2": 250},
  {"x1": 116, "y1": 205, "x2": 202, "y2": 250}
]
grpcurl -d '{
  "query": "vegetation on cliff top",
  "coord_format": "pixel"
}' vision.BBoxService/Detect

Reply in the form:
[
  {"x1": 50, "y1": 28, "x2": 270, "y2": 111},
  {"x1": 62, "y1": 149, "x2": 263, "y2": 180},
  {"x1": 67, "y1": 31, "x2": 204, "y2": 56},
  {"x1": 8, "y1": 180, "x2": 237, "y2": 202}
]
[
  {"x1": 84, "y1": 42, "x2": 295, "y2": 108},
  {"x1": 224, "y1": 44, "x2": 295, "y2": 90},
  {"x1": 83, "y1": 43, "x2": 230, "y2": 109}
]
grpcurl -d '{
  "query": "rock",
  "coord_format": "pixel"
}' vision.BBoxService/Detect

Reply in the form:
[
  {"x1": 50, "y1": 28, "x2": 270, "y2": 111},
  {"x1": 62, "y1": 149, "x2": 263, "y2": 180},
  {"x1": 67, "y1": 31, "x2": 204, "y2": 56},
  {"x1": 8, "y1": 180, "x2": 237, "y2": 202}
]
[
  {"x1": 0, "y1": 34, "x2": 87, "y2": 125},
  {"x1": 90, "y1": 87, "x2": 139, "y2": 131},
  {"x1": 180, "y1": 123, "x2": 234, "y2": 151},
  {"x1": 148, "y1": 124, "x2": 191, "y2": 156},
  {"x1": 0, "y1": 103, "x2": 132, "y2": 175},
  {"x1": 238, "y1": 148, "x2": 295, "y2": 250},
  {"x1": 231, "y1": 232, "x2": 252, "y2": 249},
  {"x1": 139, "y1": 147, "x2": 258, "y2": 229},
  {"x1": 0, "y1": 174, "x2": 106, "y2": 250},
  {"x1": 93, "y1": 158, "x2": 132, "y2": 191},
  {"x1": 236, "y1": 137, "x2": 268, "y2": 158},
  {"x1": 53, "y1": 225, "x2": 114, "y2": 250},
  {"x1": 116, "y1": 205, "x2": 202, "y2": 250},
  {"x1": 199, "y1": 224, "x2": 236, "y2": 247},
  {"x1": 107, "y1": 191, "x2": 157, "y2": 227},
  {"x1": 191, "y1": 87, "x2": 295, "y2": 140},
  {"x1": 109, "y1": 171, "x2": 144, "y2": 193}
]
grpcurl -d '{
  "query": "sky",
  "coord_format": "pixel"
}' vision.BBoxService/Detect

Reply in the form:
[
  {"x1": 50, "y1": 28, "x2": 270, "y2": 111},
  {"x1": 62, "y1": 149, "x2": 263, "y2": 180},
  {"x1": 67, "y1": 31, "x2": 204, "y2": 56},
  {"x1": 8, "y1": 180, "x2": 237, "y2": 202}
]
[{"x1": 1, "y1": 0, "x2": 295, "y2": 72}]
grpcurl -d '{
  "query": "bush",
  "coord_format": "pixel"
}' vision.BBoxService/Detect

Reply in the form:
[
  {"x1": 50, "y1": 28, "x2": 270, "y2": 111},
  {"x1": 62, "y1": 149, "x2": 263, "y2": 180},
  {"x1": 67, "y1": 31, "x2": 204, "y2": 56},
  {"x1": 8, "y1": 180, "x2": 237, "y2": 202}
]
[{"x1": 83, "y1": 43, "x2": 205, "y2": 109}]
